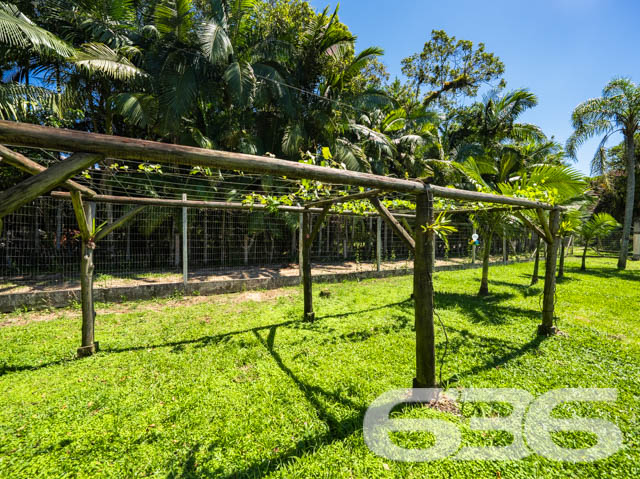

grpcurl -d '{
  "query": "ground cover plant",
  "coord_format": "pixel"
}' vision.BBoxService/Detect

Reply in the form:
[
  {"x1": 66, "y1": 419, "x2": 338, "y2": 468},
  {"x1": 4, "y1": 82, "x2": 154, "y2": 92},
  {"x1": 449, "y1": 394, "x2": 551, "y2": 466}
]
[{"x1": 0, "y1": 257, "x2": 639, "y2": 478}]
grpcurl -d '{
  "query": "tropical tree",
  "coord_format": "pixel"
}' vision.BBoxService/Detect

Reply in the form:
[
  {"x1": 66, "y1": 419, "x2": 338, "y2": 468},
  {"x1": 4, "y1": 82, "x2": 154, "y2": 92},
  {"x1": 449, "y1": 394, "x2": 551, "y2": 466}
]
[
  {"x1": 567, "y1": 78, "x2": 640, "y2": 270},
  {"x1": 577, "y1": 213, "x2": 620, "y2": 270}
]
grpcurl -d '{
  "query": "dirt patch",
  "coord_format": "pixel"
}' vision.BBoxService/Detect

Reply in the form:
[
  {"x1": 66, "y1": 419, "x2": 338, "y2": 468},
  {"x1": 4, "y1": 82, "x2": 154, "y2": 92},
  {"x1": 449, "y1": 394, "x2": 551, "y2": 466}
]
[{"x1": 0, "y1": 288, "x2": 296, "y2": 328}]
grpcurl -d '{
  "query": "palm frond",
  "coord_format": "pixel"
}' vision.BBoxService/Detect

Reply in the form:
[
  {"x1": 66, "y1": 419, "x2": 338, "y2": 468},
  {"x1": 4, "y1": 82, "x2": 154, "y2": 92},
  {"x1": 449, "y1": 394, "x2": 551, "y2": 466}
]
[
  {"x1": 74, "y1": 42, "x2": 148, "y2": 81},
  {"x1": 223, "y1": 61, "x2": 256, "y2": 107},
  {"x1": 0, "y1": 2, "x2": 75, "y2": 57},
  {"x1": 199, "y1": 18, "x2": 233, "y2": 65}
]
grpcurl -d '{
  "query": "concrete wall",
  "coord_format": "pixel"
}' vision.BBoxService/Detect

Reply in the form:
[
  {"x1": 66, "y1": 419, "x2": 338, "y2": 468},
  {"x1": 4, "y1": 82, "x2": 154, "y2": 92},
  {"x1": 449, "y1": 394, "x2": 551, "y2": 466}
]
[{"x1": 0, "y1": 259, "x2": 533, "y2": 313}]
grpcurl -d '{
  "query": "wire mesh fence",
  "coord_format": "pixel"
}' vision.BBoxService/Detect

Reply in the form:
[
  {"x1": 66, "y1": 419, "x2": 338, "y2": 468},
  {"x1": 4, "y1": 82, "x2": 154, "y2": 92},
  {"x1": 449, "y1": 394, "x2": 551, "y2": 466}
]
[{"x1": 0, "y1": 197, "x2": 537, "y2": 291}]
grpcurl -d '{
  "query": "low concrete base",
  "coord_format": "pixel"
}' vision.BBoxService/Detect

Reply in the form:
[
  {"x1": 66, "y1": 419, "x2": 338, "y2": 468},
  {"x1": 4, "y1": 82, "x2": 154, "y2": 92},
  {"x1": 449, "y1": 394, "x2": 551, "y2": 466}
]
[{"x1": 0, "y1": 259, "x2": 533, "y2": 313}]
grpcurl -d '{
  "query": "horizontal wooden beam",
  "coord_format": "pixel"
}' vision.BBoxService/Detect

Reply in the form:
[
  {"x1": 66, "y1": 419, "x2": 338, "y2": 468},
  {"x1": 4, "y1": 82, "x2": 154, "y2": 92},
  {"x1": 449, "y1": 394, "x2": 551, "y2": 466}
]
[
  {"x1": 306, "y1": 189, "x2": 382, "y2": 208},
  {"x1": 430, "y1": 184, "x2": 555, "y2": 210},
  {"x1": 0, "y1": 121, "x2": 426, "y2": 194},
  {"x1": 0, "y1": 152, "x2": 101, "y2": 219},
  {"x1": 0, "y1": 121, "x2": 556, "y2": 210},
  {"x1": 50, "y1": 191, "x2": 417, "y2": 219},
  {"x1": 0, "y1": 144, "x2": 97, "y2": 197},
  {"x1": 438, "y1": 205, "x2": 530, "y2": 215}
]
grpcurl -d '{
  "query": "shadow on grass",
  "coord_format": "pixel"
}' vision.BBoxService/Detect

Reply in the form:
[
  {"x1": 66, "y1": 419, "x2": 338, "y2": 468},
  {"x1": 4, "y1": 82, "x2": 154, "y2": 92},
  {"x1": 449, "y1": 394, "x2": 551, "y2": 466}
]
[
  {"x1": 564, "y1": 265, "x2": 640, "y2": 282},
  {"x1": 170, "y1": 324, "x2": 369, "y2": 479},
  {"x1": 443, "y1": 327, "x2": 548, "y2": 384},
  {"x1": 434, "y1": 291, "x2": 540, "y2": 325},
  {"x1": 0, "y1": 318, "x2": 303, "y2": 378},
  {"x1": 315, "y1": 298, "x2": 413, "y2": 321}
]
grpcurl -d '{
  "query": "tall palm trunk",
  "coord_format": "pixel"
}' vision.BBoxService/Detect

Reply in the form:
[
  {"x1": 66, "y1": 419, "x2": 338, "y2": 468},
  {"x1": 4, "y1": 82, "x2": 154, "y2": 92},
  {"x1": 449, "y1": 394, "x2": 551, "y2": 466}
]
[
  {"x1": 479, "y1": 231, "x2": 493, "y2": 296},
  {"x1": 531, "y1": 236, "x2": 541, "y2": 285},
  {"x1": 618, "y1": 132, "x2": 636, "y2": 269},
  {"x1": 581, "y1": 243, "x2": 588, "y2": 271}
]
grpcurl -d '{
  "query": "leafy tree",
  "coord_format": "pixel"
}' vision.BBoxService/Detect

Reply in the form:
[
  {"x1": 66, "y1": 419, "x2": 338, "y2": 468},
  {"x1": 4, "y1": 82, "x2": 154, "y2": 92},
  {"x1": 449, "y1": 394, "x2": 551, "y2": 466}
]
[
  {"x1": 401, "y1": 29, "x2": 505, "y2": 109},
  {"x1": 567, "y1": 78, "x2": 640, "y2": 270}
]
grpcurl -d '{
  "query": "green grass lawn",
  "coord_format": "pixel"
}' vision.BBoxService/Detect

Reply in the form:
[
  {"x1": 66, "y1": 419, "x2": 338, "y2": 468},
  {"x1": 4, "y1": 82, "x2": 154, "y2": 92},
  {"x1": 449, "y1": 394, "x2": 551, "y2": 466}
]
[{"x1": 0, "y1": 257, "x2": 639, "y2": 478}]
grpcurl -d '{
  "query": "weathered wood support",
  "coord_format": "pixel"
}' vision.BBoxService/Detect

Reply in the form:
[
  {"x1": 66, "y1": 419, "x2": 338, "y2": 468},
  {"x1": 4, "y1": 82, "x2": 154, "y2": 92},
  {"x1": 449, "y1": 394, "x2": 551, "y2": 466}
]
[
  {"x1": 301, "y1": 210, "x2": 314, "y2": 322},
  {"x1": 297, "y1": 206, "x2": 332, "y2": 322},
  {"x1": 413, "y1": 188, "x2": 436, "y2": 388},
  {"x1": 514, "y1": 211, "x2": 547, "y2": 242},
  {"x1": 0, "y1": 121, "x2": 557, "y2": 209},
  {"x1": 539, "y1": 209, "x2": 561, "y2": 336},
  {"x1": 309, "y1": 205, "x2": 331, "y2": 244},
  {"x1": 0, "y1": 145, "x2": 97, "y2": 197},
  {"x1": 0, "y1": 152, "x2": 101, "y2": 219},
  {"x1": 71, "y1": 192, "x2": 98, "y2": 357},
  {"x1": 306, "y1": 189, "x2": 382, "y2": 208},
  {"x1": 370, "y1": 197, "x2": 415, "y2": 252},
  {"x1": 94, "y1": 206, "x2": 146, "y2": 242}
]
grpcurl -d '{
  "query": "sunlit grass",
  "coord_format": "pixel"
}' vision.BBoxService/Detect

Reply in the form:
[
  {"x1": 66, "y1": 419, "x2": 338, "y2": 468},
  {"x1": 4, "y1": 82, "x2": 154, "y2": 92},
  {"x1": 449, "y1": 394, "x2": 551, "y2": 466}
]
[{"x1": 0, "y1": 257, "x2": 638, "y2": 478}]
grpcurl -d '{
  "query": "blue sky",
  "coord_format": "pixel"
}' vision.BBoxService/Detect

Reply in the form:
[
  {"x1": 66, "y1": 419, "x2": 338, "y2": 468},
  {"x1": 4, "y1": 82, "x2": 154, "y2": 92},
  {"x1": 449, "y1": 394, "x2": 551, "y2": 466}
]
[{"x1": 310, "y1": 0, "x2": 640, "y2": 175}]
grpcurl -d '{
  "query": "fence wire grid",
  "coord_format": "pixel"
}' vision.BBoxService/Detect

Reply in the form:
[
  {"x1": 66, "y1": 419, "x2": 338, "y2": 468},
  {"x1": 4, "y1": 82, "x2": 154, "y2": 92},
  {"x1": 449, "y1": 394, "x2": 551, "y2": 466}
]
[{"x1": 1, "y1": 197, "x2": 538, "y2": 290}]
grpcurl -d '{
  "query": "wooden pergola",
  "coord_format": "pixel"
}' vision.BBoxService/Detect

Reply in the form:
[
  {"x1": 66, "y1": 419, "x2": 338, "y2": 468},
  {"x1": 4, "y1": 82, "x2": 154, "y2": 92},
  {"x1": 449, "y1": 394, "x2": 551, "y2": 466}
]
[{"x1": 0, "y1": 120, "x2": 563, "y2": 389}]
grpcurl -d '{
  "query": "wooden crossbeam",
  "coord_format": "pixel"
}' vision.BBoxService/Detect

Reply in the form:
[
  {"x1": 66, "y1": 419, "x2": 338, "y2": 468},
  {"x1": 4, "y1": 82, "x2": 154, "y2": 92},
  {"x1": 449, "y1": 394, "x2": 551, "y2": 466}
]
[
  {"x1": 94, "y1": 206, "x2": 146, "y2": 242},
  {"x1": 371, "y1": 197, "x2": 415, "y2": 251},
  {"x1": 514, "y1": 211, "x2": 547, "y2": 242},
  {"x1": 306, "y1": 189, "x2": 382, "y2": 208},
  {"x1": 0, "y1": 152, "x2": 101, "y2": 219},
  {"x1": 0, "y1": 145, "x2": 97, "y2": 197},
  {"x1": 70, "y1": 191, "x2": 92, "y2": 240},
  {"x1": 0, "y1": 120, "x2": 558, "y2": 210},
  {"x1": 308, "y1": 205, "x2": 331, "y2": 244}
]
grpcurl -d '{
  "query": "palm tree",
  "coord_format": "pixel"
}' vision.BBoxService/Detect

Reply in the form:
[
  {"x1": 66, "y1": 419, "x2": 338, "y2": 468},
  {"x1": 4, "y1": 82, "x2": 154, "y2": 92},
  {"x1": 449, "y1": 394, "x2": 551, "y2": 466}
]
[
  {"x1": 567, "y1": 78, "x2": 640, "y2": 270},
  {"x1": 577, "y1": 213, "x2": 620, "y2": 270}
]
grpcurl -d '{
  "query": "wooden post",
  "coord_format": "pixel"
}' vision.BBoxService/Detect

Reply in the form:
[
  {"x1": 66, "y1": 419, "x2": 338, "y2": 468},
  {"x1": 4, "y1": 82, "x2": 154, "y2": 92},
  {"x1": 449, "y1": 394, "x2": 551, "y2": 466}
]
[
  {"x1": 413, "y1": 188, "x2": 436, "y2": 388},
  {"x1": 633, "y1": 220, "x2": 640, "y2": 261},
  {"x1": 301, "y1": 210, "x2": 314, "y2": 321},
  {"x1": 182, "y1": 193, "x2": 188, "y2": 288},
  {"x1": 376, "y1": 217, "x2": 382, "y2": 271},
  {"x1": 71, "y1": 192, "x2": 98, "y2": 357},
  {"x1": 540, "y1": 209, "x2": 561, "y2": 336}
]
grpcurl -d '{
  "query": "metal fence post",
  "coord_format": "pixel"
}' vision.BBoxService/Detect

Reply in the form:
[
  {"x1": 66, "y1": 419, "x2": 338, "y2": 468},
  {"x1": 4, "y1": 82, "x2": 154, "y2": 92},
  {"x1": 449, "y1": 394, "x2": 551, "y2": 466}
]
[
  {"x1": 376, "y1": 216, "x2": 382, "y2": 271},
  {"x1": 633, "y1": 220, "x2": 640, "y2": 261},
  {"x1": 182, "y1": 193, "x2": 188, "y2": 288},
  {"x1": 298, "y1": 212, "x2": 303, "y2": 278},
  {"x1": 472, "y1": 226, "x2": 477, "y2": 264}
]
